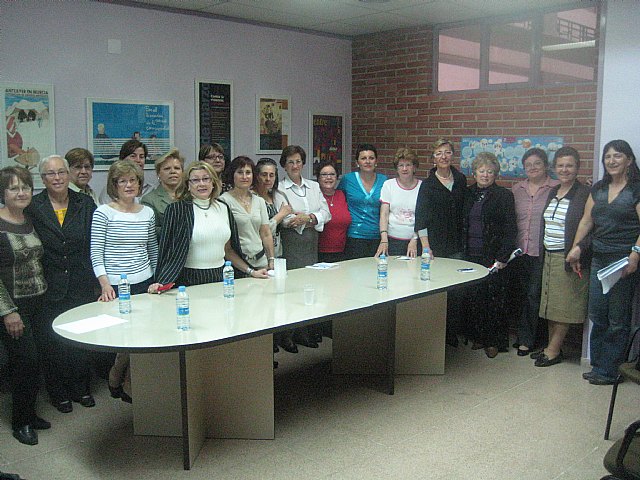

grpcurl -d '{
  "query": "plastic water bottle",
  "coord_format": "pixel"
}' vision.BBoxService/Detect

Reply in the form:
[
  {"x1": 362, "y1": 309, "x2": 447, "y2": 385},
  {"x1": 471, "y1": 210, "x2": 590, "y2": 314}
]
[
  {"x1": 420, "y1": 248, "x2": 431, "y2": 281},
  {"x1": 118, "y1": 274, "x2": 131, "y2": 314},
  {"x1": 223, "y1": 261, "x2": 235, "y2": 298},
  {"x1": 176, "y1": 286, "x2": 190, "y2": 331},
  {"x1": 377, "y1": 254, "x2": 388, "y2": 290}
]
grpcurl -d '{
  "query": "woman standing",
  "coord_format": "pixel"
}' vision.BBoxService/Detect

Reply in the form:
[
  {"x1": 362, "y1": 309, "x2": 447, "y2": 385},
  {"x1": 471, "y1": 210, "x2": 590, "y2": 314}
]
[
  {"x1": 414, "y1": 139, "x2": 469, "y2": 346},
  {"x1": 317, "y1": 161, "x2": 351, "y2": 263},
  {"x1": 27, "y1": 155, "x2": 98, "y2": 413},
  {"x1": 463, "y1": 152, "x2": 517, "y2": 358},
  {"x1": 220, "y1": 156, "x2": 275, "y2": 272},
  {"x1": 512, "y1": 148, "x2": 560, "y2": 356},
  {"x1": 99, "y1": 140, "x2": 153, "y2": 204},
  {"x1": 279, "y1": 146, "x2": 330, "y2": 349},
  {"x1": 533, "y1": 147, "x2": 591, "y2": 367},
  {"x1": 567, "y1": 140, "x2": 640, "y2": 385},
  {"x1": 148, "y1": 162, "x2": 267, "y2": 292},
  {"x1": 65, "y1": 148, "x2": 99, "y2": 205},
  {"x1": 376, "y1": 148, "x2": 422, "y2": 258},
  {"x1": 91, "y1": 159, "x2": 158, "y2": 401},
  {"x1": 0, "y1": 166, "x2": 50, "y2": 445},
  {"x1": 254, "y1": 158, "x2": 292, "y2": 258},
  {"x1": 338, "y1": 144, "x2": 387, "y2": 259},
  {"x1": 199, "y1": 143, "x2": 230, "y2": 192},
  {"x1": 141, "y1": 148, "x2": 184, "y2": 235}
]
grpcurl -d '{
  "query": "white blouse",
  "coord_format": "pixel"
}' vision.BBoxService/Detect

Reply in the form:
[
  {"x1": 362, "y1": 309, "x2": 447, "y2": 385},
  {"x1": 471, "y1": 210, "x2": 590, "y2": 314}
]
[{"x1": 280, "y1": 174, "x2": 331, "y2": 233}]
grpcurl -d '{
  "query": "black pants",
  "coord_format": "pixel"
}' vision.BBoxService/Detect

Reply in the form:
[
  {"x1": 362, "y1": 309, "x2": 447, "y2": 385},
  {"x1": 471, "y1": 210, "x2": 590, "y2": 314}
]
[
  {"x1": 32, "y1": 295, "x2": 94, "y2": 403},
  {"x1": 0, "y1": 296, "x2": 42, "y2": 429},
  {"x1": 344, "y1": 237, "x2": 379, "y2": 260}
]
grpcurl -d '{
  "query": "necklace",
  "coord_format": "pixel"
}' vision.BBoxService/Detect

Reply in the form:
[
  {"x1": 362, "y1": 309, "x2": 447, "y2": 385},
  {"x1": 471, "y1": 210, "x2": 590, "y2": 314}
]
[
  {"x1": 232, "y1": 191, "x2": 252, "y2": 211},
  {"x1": 323, "y1": 191, "x2": 335, "y2": 207},
  {"x1": 193, "y1": 199, "x2": 212, "y2": 217},
  {"x1": 290, "y1": 183, "x2": 307, "y2": 198},
  {"x1": 435, "y1": 169, "x2": 453, "y2": 182}
]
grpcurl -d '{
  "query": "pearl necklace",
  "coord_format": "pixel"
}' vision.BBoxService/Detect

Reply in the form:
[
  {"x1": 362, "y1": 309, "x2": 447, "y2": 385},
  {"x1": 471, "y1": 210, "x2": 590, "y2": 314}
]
[{"x1": 435, "y1": 169, "x2": 453, "y2": 182}]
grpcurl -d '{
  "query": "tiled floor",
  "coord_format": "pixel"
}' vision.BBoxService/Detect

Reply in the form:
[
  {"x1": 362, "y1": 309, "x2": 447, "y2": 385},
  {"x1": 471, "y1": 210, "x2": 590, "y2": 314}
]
[{"x1": 0, "y1": 339, "x2": 637, "y2": 479}]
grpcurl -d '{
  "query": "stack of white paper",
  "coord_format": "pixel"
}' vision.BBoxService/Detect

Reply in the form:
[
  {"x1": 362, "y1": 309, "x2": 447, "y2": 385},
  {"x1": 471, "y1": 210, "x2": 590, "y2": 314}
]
[{"x1": 597, "y1": 257, "x2": 629, "y2": 294}]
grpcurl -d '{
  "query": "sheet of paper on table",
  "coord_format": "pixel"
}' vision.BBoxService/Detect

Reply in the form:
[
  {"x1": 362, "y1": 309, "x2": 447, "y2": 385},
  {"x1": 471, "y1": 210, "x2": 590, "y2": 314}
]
[
  {"x1": 305, "y1": 262, "x2": 339, "y2": 270},
  {"x1": 56, "y1": 314, "x2": 128, "y2": 334}
]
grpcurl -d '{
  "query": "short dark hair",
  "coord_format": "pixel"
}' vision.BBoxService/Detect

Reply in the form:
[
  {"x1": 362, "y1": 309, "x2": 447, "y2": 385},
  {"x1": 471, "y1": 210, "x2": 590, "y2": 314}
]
[
  {"x1": 0, "y1": 166, "x2": 33, "y2": 203},
  {"x1": 255, "y1": 158, "x2": 280, "y2": 191},
  {"x1": 225, "y1": 156, "x2": 256, "y2": 187},
  {"x1": 522, "y1": 147, "x2": 549, "y2": 169},
  {"x1": 279, "y1": 145, "x2": 306, "y2": 168},
  {"x1": 315, "y1": 160, "x2": 338, "y2": 180},
  {"x1": 65, "y1": 148, "x2": 95, "y2": 169},
  {"x1": 355, "y1": 143, "x2": 377, "y2": 161},
  {"x1": 119, "y1": 140, "x2": 148, "y2": 160},
  {"x1": 552, "y1": 146, "x2": 580, "y2": 170},
  {"x1": 198, "y1": 143, "x2": 224, "y2": 161}
]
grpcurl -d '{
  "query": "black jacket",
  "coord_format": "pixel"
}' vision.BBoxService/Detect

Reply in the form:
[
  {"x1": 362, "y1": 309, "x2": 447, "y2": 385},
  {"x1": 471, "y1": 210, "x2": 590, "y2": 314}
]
[
  {"x1": 463, "y1": 182, "x2": 517, "y2": 266},
  {"x1": 540, "y1": 181, "x2": 592, "y2": 272},
  {"x1": 155, "y1": 198, "x2": 244, "y2": 285},
  {"x1": 26, "y1": 189, "x2": 98, "y2": 302},
  {"x1": 414, "y1": 165, "x2": 469, "y2": 257}
]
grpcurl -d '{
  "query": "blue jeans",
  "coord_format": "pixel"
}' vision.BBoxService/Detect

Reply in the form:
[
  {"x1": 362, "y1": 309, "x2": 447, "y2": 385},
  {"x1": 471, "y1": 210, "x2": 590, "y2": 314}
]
[{"x1": 588, "y1": 254, "x2": 639, "y2": 379}]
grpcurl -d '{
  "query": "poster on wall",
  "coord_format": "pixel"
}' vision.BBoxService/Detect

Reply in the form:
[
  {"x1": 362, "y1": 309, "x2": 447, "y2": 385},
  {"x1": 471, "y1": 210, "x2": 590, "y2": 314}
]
[
  {"x1": 1, "y1": 82, "x2": 55, "y2": 186},
  {"x1": 309, "y1": 112, "x2": 344, "y2": 176},
  {"x1": 87, "y1": 98, "x2": 174, "y2": 171},
  {"x1": 460, "y1": 136, "x2": 564, "y2": 178},
  {"x1": 256, "y1": 94, "x2": 290, "y2": 155},
  {"x1": 196, "y1": 80, "x2": 233, "y2": 161}
]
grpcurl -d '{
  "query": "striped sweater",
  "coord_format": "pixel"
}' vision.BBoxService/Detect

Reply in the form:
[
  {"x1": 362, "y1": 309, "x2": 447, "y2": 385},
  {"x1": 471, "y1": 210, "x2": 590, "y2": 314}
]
[{"x1": 90, "y1": 204, "x2": 158, "y2": 285}]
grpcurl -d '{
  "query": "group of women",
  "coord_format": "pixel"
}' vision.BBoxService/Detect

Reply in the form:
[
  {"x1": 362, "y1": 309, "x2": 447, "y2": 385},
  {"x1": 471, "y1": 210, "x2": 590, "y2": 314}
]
[{"x1": 2, "y1": 137, "x2": 638, "y2": 447}]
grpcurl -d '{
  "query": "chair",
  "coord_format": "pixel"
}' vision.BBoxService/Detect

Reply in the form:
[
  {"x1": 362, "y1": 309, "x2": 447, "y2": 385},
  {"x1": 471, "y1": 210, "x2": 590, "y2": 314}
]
[
  {"x1": 604, "y1": 326, "x2": 640, "y2": 440},
  {"x1": 601, "y1": 419, "x2": 640, "y2": 480}
]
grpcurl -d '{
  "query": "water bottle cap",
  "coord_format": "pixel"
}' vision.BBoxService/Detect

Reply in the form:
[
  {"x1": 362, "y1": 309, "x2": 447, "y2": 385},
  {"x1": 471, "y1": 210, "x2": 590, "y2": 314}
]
[
  {"x1": 120, "y1": 273, "x2": 127, "y2": 279},
  {"x1": 423, "y1": 248, "x2": 429, "y2": 253},
  {"x1": 178, "y1": 286, "x2": 186, "y2": 292},
  {"x1": 225, "y1": 261, "x2": 232, "y2": 266},
  {"x1": 380, "y1": 254, "x2": 386, "y2": 259}
]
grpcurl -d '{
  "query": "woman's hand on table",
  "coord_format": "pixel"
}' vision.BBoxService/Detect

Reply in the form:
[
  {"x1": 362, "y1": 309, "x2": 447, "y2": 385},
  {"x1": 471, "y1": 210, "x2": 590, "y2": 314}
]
[
  {"x1": 375, "y1": 241, "x2": 388, "y2": 258},
  {"x1": 98, "y1": 285, "x2": 116, "y2": 302},
  {"x1": 251, "y1": 268, "x2": 269, "y2": 279},
  {"x1": 3, "y1": 312, "x2": 24, "y2": 339},
  {"x1": 148, "y1": 283, "x2": 162, "y2": 294},
  {"x1": 406, "y1": 238, "x2": 418, "y2": 258}
]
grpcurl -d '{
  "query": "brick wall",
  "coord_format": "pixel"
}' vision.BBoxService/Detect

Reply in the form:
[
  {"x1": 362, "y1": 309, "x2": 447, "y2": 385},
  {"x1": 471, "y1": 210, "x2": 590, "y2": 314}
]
[{"x1": 352, "y1": 26, "x2": 597, "y2": 186}]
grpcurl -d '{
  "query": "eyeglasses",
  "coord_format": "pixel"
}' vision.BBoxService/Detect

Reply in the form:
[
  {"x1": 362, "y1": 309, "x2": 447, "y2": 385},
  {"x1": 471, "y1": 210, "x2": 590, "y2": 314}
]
[
  {"x1": 6, "y1": 185, "x2": 31, "y2": 194},
  {"x1": 319, "y1": 173, "x2": 336, "y2": 177},
  {"x1": 524, "y1": 161, "x2": 545, "y2": 169},
  {"x1": 42, "y1": 170, "x2": 69, "y2": 179},
  {"x1": 433, "y1": 151, "x2": 453, "y2": 158},
  {"x1": 116, "y1": 178, "x2": 140, "y2": 187},
  {"x1": 189, "y1": 177, "x2": 212, "y2": 185},
  {"x1": 205, "y1": 154, "x2": 224, "y2": 161},
  {"x1": 71, "y1": 164, "x2": 93, "y2": 171}
]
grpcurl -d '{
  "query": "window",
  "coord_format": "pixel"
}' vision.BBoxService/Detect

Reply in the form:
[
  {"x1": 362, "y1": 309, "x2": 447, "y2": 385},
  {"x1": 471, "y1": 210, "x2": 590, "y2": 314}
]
[{"x1": 436, "y1": 6, "x2": 598, "y2": 92}]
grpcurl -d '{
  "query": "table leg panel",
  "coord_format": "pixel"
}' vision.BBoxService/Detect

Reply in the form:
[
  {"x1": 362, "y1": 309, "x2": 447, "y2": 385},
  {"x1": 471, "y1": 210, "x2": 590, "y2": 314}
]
[{"x1": 395, "y1": 292, "x2": 447, "y2": 374}]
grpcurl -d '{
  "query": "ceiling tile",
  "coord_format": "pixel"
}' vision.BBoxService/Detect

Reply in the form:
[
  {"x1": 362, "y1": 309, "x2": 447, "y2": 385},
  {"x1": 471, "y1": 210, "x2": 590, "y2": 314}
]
[{"x1": 199, "y1": 2, "x2": 320, "y2": 28}]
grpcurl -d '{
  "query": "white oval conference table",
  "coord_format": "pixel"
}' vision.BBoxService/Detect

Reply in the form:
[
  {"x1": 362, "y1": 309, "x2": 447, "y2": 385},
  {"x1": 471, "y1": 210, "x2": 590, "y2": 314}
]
[{"x1": 54, "y1": 257, "x2": 487, "y2": 469}]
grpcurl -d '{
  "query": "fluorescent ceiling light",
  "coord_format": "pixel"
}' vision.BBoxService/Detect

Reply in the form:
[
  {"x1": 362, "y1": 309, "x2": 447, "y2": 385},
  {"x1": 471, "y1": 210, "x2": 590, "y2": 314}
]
[{"x1": 542, "y1": 40, "x2": 596, "y2": 52}]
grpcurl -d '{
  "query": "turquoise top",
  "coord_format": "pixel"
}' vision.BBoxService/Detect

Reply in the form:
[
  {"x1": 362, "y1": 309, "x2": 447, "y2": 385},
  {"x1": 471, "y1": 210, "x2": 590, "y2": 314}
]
[{"x1": 338, "y1": 171, "x2": 387, "y2": 239}]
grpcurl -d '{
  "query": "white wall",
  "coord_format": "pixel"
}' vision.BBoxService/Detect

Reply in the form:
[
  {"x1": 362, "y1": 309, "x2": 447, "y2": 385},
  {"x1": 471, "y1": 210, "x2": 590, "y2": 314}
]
[
  {"x1": 1, "y1": 0, "x2": 352, "y2": 190},
  {"x1": 595, "y1": 1, "x2": 640, "y2": 178}
]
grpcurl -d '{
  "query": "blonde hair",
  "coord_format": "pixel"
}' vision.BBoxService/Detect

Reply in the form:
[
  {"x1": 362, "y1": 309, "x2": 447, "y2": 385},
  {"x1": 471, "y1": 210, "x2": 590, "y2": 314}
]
[
  {"x1": 472, "y1": 152, "x2": 500, "y2": 176},
  {"x1": 177, "y1": 161, "x2": 221, "y2": 202},
  {"x1": 393, "y1": 148, "x2": 418, "y2": 169},
  {"x1": 154, "y1": 148, "x2": 185, "y2": 174}
]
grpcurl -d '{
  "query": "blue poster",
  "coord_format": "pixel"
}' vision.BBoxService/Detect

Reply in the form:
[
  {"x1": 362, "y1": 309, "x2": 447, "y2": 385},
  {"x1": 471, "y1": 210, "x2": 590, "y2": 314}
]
[{"x1": 460, "y1": 136, "x2": 564, "y2": 178}]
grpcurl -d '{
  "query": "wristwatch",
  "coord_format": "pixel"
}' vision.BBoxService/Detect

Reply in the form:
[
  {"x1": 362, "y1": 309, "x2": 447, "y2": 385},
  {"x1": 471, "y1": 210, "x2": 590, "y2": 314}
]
[{"x1": 632, "y1": 246, "x2": 640, "y2": 254}]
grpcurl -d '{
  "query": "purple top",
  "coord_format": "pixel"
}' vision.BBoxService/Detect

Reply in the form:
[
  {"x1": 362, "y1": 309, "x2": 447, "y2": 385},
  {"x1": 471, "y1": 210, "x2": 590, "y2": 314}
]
[{"x1": 512, "y1": 176, "x2": 559, "y2": 256}]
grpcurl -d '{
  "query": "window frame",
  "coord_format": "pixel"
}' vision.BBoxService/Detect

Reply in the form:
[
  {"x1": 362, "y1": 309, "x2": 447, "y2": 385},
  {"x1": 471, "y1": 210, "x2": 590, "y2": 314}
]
[{"x1": 433, "y1": 3, "x2": 599, "y2": 93}]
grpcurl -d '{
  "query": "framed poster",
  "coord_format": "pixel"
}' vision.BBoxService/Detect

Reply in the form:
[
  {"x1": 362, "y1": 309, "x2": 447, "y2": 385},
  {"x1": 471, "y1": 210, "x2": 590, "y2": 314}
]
[
  {"x1": 1, "y1": 83, "x2": 55, "y2": 184},
  {"x1": 195, "y1": 80, "x2": 233, "y2": 161},
  {"x1": 309, "y1": 112, "x2": 344, "y2": 176},
  {"x1": 256, "y1": 94, "x2": 290, "y2": 155},
  {"x1": 87, "y1": 98, "x2": 174, "y2": 170},
  {"x1": 460, "y1": 136, "x2": 564, "y2": 179}
]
